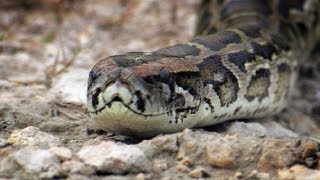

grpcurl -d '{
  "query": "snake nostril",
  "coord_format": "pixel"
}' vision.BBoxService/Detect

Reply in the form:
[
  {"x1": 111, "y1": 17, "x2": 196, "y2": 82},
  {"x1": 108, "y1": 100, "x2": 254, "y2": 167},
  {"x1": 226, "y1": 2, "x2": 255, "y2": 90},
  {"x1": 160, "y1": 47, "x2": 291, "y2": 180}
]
[
  {"x1": 91, "y1": 88, "x2": 101, "y2": 108},
  {"x1": 112, "y1": 96, "x2": 122, "y2": 102}
]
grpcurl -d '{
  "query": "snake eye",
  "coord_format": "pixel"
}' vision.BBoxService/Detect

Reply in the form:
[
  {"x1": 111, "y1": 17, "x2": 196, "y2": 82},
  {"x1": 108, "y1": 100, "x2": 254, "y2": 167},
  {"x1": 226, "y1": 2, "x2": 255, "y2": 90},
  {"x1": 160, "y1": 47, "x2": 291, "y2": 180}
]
[{"x1": 91, "y1": 88, "x2": 101, "y2": 108}]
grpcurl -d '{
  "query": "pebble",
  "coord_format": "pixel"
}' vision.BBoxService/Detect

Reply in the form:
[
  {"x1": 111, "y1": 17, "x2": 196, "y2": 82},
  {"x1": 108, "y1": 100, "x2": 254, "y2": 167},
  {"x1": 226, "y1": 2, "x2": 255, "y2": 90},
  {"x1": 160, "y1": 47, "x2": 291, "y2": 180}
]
[
  {"x1": 0, "y1": 137, "x2": 7, "y2": 147},
  {"x1": 77, "y1": 141, "x2": 151, "y2": 174},
  {"x1": 49, "y1": 146, "x2": 72, "y2": 161},
  {"x1": 0, "y1": 147, "x2": 63, "y2": 179},
  {"x1": 152, "y1": 159, "x2": 168, "y2": 173},
  {"x1": 227, "y1": 121, "x2": 298, "y2": 138},
  {"x1": 65, "y1": 174, "x2": 91, "y2": 180},
  {"x1": 227, "y1": 122, "x2": 268, "y2": 137},
  {"x1": 175, "y1": 163, "x2": 190, "y2": 173},
  {"x1": 206, "y1": 135, "x2": 240, "y2": 168},
  {"x1": 278, "y1": 165, "x2": 320, "y2": 179},
  {"x1": 257, "y1": 139, "x2": 295, "y2": 170},
  {"x1": 49, "y1": 68, "x2": 89, "y2": 104},
  {"x1": 188, "y1": 167, "x2": 207, "y2": 178},
  {"x1": 248, "y1": 170, "x2": 270, "y2": 179},
  {"x1": 135, "y1": 173, "x2": 146, "y2": 180},
  {"x1": 61, "y1": 160, "x2": 95, "y2": 175},
  {"x1": 7, "y1": 126, "x2": 61, "y2": 148}
]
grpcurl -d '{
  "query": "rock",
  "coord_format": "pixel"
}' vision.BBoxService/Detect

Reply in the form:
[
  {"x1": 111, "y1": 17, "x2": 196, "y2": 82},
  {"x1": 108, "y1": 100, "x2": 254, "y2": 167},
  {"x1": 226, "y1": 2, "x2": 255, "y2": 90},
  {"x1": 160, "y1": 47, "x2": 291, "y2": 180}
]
[
  {"x1": 227, "y1": 121, "x2": 298, "y2": 138},
  {"x1": 0, "y1": 137, "x2": 7, "y2": 147},
  {"x1": 77, "y1": 141, "x2": 151, "y2": 174},
  {"x1": 227, "y1": 121, "x2": 268, "y2": 137},
  {"x1": 206, "y1": 135, "x2": 241, "y2": 168},
  {"x1": 234, "y1": 172, "x2": 243, "y2": 179},
  {"x1": 152, "y1": 159, "x2": 168, "y2": 173},
  {"x1": 7, "y1": 126, "x2": 61, "y2": 148},
  {"x1": 39, "y1": 117, "x2": 73, "y2": 133},
  {"x1": 49, "y1": 147, "x2": 72, "y2": 161},
  {"x1": 278, "y1": 165, "x2": 320, "y2": 180},
  {"x1": 65, "y1": 174, "x2": 91, "y2": 180},
  {"x1": 49, "y1": 68, "x2": 89, "y2": 105},
  {"x1": 248, "y1": 170, "x2": 270, "y2": 179},
  {"x1": 138, "y1": 133, "x2": 178, "y2": 157},
  {"x1": 188, "y1": 167, "x2": 207, "y2": 178},
  {"x1": 61, "y1": 160, "x2": 95, "y2": 175},
  {"x1": 257, "y1": 139, "x2": 296, "y2": 171},
  {"x1": 280, "y1": 111, "x2": 319, "y2": 136},
  {"x1": 260, "y1": 121, "x2": 298, "y2": 138},
  {"x1": 0, "y1": 147, "x2": 63, "y2": 179},
  {"x1": 175, "y1": 163, "x2": 190, "y2": 173},
  {"x1": 176, "y1": 129, "x2": 218, "y2": 167},
  {"x1": 135, "y1": 173, "x2": 146, "y2": 180}
]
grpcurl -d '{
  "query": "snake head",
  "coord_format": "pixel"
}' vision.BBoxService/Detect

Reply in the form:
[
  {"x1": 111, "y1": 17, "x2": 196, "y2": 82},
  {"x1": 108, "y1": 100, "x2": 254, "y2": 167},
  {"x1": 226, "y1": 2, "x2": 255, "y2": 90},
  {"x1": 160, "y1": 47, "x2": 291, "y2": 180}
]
[{"x1": 86, "y1": 54, "x2": 202, "y2": 137}]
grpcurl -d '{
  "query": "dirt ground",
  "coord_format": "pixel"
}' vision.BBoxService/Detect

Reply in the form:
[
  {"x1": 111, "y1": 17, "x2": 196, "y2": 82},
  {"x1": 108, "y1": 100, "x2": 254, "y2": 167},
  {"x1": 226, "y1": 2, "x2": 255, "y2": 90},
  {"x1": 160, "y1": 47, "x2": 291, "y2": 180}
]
[{"x1": 1, "y1": 0, "x2": 320, "y2": 179}]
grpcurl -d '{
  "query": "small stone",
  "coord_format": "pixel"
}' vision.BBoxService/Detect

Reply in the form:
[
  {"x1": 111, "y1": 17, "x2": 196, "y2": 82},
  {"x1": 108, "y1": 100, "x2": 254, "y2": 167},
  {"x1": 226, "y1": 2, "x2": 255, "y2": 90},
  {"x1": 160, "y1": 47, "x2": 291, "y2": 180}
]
[
  {"x1": 305, "y1": 157, "x2": 317, "y2": 167},
  {"x1": 138, "y1": 133, "x2": 178, "y2": 157},
  {"x1": 49, "y1": 68, "x2": 89, "y2": 104},
  {"x1": 257, "y1": 139, "x2": 295, "y2": 171},
  {"x1": 0, "y1": 137, "x2": 7, "y2": 147},
  {"x1": 61, "y1": 160, "x2": 94, "y2": 175},
  {"x1": 49, "y1": 147, "x2": 72, "y2": 161},
  {"x1": 234, "y1": 172, "x2": 243, "y2": 179},
  {"x1": 175, "y1": 163, "x2": 190, "y2": 173},
  {"x1": 188, "y1": 167, "x2": 207, "y2": 178},
  {"x1": 77, "y1": 141, "x2": 151, "y2": 174},
  {"x1": 39, "y1": 117, "x2": 72, "y2": 133},
  {"x1": 152, "y1": 159, "x2": 168, "y2": 173},
  {"x1": 248, "y1": 170, "x2": 270, "y2": 179},
  {"x1": 278, "y1": 165, "x2": 320, "y2": 179},
  {"x1": 65, "y1": 174, "x2": 91, "y2": 180},
  {"x1": 257, "y1": 172, "x2": 270, "y2": 179},
  {"x1": 135, "y1": 173, "x2": 145, "y2": 180},
  {"x1": 302, "y1": 140, "x2": 318, "y2": 159},
  {"x1": 206, "y1": 135, "x2": 240, "y2": 168},
  {"x1": 0, "y1": 147, "x2": 62, "y2": 178},
  {"x1": 7, "y1": 126, "x2": 61, "y2": 148},
  {"x1": 227, "y1": 122, "x2": 267, "y2": 137},
  {"x1": 180, "y1": 157, "x2": 192, "y2": 167},
  {"x1": 261, "y1": 121, "x2": 298, "y2": 138}
]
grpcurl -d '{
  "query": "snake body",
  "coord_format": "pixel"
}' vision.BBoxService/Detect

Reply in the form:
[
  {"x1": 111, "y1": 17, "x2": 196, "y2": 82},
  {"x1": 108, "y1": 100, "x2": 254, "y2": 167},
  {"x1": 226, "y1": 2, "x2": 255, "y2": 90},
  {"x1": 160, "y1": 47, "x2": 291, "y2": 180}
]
[{"x1": 87, "y1": 0, "x2": 320, "y2": 137}]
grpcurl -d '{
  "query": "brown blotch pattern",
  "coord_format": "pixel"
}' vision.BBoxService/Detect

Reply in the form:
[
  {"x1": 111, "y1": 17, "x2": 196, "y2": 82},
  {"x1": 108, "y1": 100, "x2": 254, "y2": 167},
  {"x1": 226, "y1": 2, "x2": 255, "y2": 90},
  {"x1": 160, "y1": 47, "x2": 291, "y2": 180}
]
[
  {"x1": 112, "y1": 44, "x2": 201, "y2": 68},
  {"x1": 228, "y1": 50, "x2": 256, "y2": 72},
  {"x1": 192, "y1": 30, "x2": 242, "y2": 51},
  {"x1": 220, "y1": 0, "x2": 271, "y2": 20},
  {"x1": 155, "y1": 44, "x2": 201, "y2": 58},
  {"x1": 251, "y1": 42, "x2": 277, "y2": 60},
  {"x1": 274, "y1": 63, "x2": 292, "y2": 102},
  {"x1": 198, "y1": 55, "x2": 239, "y2": 107},
  {"x1": 216, "y1": 73, "x2": 239, "y2": 107},
  {"x1": 245, "y1": 68, "x2": 271, "y2": 102}
]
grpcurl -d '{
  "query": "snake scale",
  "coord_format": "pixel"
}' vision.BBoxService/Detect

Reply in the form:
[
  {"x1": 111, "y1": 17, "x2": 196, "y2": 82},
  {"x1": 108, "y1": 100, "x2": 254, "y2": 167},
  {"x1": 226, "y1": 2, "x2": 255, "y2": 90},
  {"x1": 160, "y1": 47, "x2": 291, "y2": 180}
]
[{"x1": 87, "y1": 0, "x2": 320, "y2": 137}]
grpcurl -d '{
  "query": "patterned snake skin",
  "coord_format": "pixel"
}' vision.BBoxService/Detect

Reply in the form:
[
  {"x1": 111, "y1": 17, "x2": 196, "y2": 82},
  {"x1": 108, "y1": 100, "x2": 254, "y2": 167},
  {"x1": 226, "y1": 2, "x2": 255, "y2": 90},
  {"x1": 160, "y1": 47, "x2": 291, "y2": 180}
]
[{"x1": 87, "y1": 0, "x2": 320, "y2": 137}]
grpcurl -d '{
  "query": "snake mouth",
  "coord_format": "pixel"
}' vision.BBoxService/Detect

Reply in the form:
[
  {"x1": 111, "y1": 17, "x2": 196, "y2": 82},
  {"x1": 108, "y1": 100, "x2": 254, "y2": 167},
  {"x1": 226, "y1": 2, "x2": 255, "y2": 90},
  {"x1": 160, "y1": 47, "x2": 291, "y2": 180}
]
[
  {"x1": 87, "y1": 80, "x2": 169, "y2": 116},
  {"x1": 89, "y1": 100, "x2": 168, "y2": 117}
]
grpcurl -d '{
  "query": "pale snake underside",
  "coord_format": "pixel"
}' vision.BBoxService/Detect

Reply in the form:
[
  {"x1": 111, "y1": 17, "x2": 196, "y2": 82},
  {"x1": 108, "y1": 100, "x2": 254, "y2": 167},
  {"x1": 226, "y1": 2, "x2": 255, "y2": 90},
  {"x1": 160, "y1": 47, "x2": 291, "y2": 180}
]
[{"x1": 87, "y1": 0, "x2": 320, "y2": 137}]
